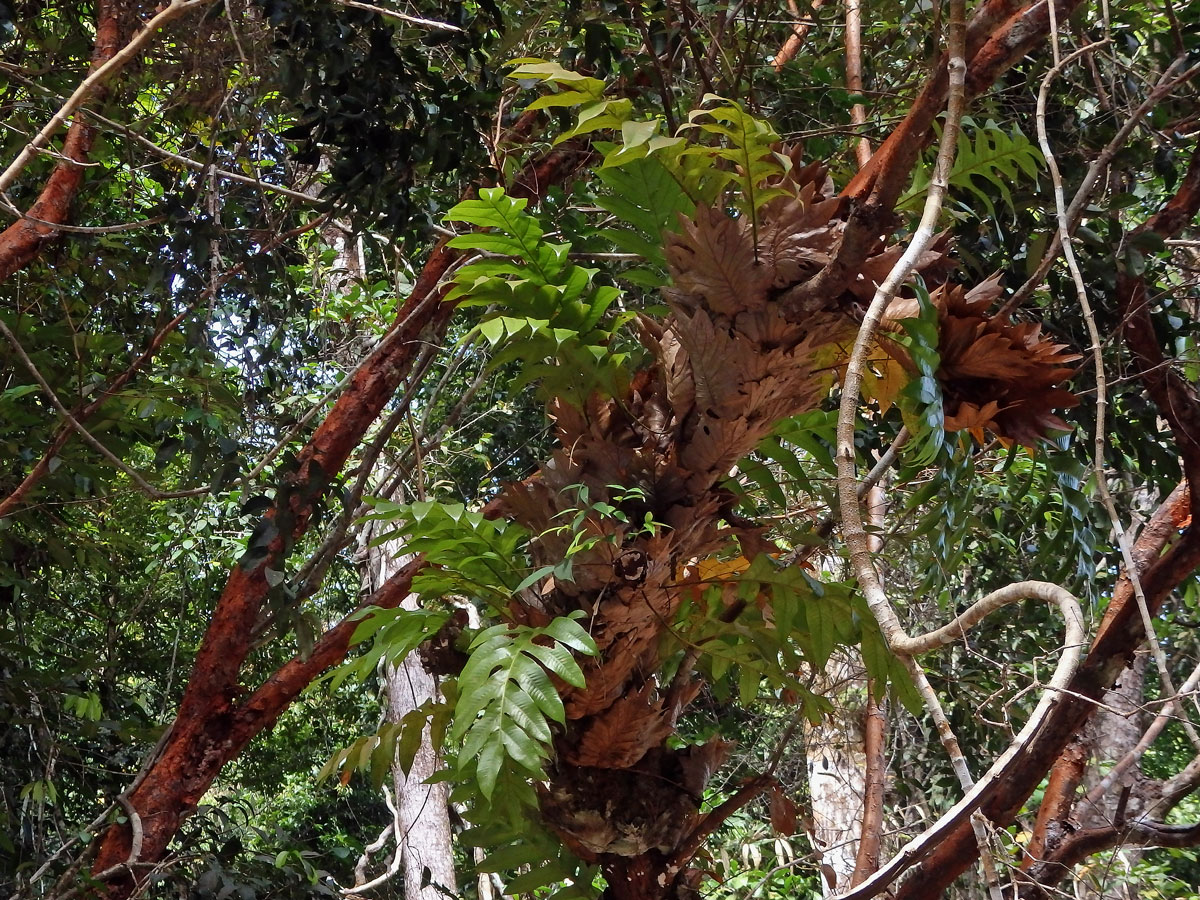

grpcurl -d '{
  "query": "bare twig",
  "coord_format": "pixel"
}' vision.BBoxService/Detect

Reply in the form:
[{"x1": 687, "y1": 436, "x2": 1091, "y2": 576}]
[
  {"x1": 332, "y1": 0, "x2": 464, "y2": 31},
  {"x1": 1034, "y1": 40, "x2": 1200, "y2": 753},
  {"x1": 0, "y1": 62, "x2": 333, "y2": 209},
  {"x1": 998, "y1": 56, "x2": 1198, "y2": 318},
  {"x1": 0, "y1": 195, "x2": 165, "y2": 233},
  {"x1": 0, "y1": 0, "x2": 218, "y2": 196}
]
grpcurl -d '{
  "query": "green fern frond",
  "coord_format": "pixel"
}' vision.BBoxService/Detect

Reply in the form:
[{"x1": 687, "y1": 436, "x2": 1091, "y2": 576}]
[{"x1": 899, "y1": 118, "x2": 1044, "y2": 220}]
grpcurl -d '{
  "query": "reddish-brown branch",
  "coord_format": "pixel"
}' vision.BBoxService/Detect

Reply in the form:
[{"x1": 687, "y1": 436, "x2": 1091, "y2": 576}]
[
  {"x1": 1021, "y1": 819, "x2": 1200, "y2": 893},
  {"x1": 0, "y1": 0, "x2": 121, "y2": 282},
  {"x1": 1020, "y1": 735, "x2": 1088, "y2": 873},
  {"x1": 83, "y1": 124, "x2": 584, "y2": 894},
  {"x1": 783, "y1": 0, "x2": 1083, "y2": 315},
  {"x1": 669, "y1": 776, "x2": 774, "y2": 873},
  {"x1": 90, "y1": 557, "x2": 424, "y2": 891},
  {"x1": 843, "y1": 0, "x2": 1083, "y2": 205},
  {"x1": 231, "y1": 556, "x2": 425, "y2": 744},
  {"x1": 771, "y1": 0, "x2": 826, "y2": 72},
  {"x1": 849, "y1": 688, "x2": 887, "y2": 886},
  {"x1": 85, "y1": 234, "x2": 457, "y2": 898},
  {"x1": 892, "y1": 483, "x2": 1198, "y2": 898}
]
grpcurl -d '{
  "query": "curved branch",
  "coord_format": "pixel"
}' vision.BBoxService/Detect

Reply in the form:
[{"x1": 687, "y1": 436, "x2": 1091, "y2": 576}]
[
  {"x1": 831, "y1": 583, "x2": 1086, "y2": 900},
  {"x1": 0, "y1": 0, "x2": 216, "y2": 197},
  {"x1": 0, "y1": 0, "x2": 121, "y2": 281},
  {"x1": 893, "y1": 482, "x2": 1199, "y2": 898}
]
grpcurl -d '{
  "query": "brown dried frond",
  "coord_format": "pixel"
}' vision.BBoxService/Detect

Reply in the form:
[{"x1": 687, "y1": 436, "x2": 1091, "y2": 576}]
[{"x1": 884, "y1": 276, "x2": 1080, "y2": 446}]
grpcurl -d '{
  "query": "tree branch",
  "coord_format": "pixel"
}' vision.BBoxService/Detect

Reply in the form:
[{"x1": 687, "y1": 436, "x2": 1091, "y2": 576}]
[
  {"x1": 0, "y1": 0, "x2": 121, "y2": 281},
  {"x1": 0, "y1": 0, "x2": 215, "y2": 198}
]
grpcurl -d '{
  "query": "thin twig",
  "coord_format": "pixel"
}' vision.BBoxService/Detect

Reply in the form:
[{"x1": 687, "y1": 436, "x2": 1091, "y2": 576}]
[
  {"x1": 1034, "y1": 39, "x2": 1200, "y2": 754},
  {"x1": 0, "y1": 0, "x2": 218, "y2": 196},
  {"x1": 998, "y1": 56, "x2": 1197, "y2": 318},
  {"x1": 332, "y1": 0, "x2": 464, "y2": 31},
  {"x1": 0, "y1": 196, "x2": 165, "y2": 233},
  {"x1": 0, "y1": 318, "x2": 202, "y2": 500},
  {"x1": 830, "y1": 0, "x2": 1010, "y2": 891},
  {"x1": 771, "y1": 0, "x2": 826, "y2": 72},
  {"x1": 0, "y1": 62, "x2": 332, "y2": 209}
]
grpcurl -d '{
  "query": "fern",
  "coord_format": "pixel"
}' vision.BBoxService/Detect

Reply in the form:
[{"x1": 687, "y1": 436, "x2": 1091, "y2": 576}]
[
  {"x1": 899, "y1": 118, "x2": 1044, "y2": 219},
  {"x1": 313, "y1": 605, "x2": 449, "y2": 693},
  {"x1": 317, "y1": 697, "x2": 452, "y2": 788},
  {"x1": 678, "y1": 95, "x2": 792, "y2": 218},
  {"x1": 445, "y1": 188, "x2": 630, "y2": 404},
  {"x1": 592, "y1": 144, "x2": 693, "y2": 287},
  {"x1": 448, "y1": 615, "x2": 596, "y2": 800},
  {"x1": 361, "y1": 498, "x2": 536, "y2": 612}
]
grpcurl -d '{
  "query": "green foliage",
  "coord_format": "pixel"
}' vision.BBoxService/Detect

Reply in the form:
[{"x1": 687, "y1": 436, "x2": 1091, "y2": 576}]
[
  {"x1": 507, "y1": 59, "x2": 607, "y2": 113},
  {"x1": 591, "y1": 147, "x2": 693, "y2": 286},
  {"x1": 317, "y1": 605, "x2": 450, "y2": 693},
  {"x1": 677, "y1": 97, "x2": 792, "y2": 217},
  {"x1": 891, "y1": 284, "x2": 947, "y2": 466},
  {"x1": 899, "y1": 118, "x2": 1045, "y2": 221},
  {"x1": 670, "y1": 552, "x2": 922, "y2": 717},
  {"x1": 317, "y1": 697, "x2": 452, "y2": 790},
  {"x1": 447, "y1": 615, "x2": 596, "y2": 800},
  {"x1": 256, "y1": 0, "x2": 504, "y2": 233},
  {"x1": 509, "y1": 63, "x2": 798, "y2": 278},
  {"x1": 445, "y1": 188, "x2": 631, "y2": 405},
  {"x1": 6, "y1": 5, "x2": 1200, "y2": 896},
  {"x1": 462, "y1": 819, "x2": 599, "y2": 900},
  {"x1": 364, "y1": 498, "x2": 532, "y2": 611}
]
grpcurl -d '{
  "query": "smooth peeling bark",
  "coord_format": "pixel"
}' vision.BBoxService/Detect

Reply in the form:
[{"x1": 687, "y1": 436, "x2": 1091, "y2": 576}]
[
  {"x1": 86, "y1": 244, "x2": 457, "y2": 895},
  {"x1": 0, "y1": 0, "x2": 121, "y2": 282},
  {"x1": 90, "y1": 557, "x2": 424, "y2": 894},
  {"x1": 1020, "y1": 735, "x2": 1088, "y2": 871},
  {"x1": 891, "y1": 484, "x2": 1199, "y2": 899}
]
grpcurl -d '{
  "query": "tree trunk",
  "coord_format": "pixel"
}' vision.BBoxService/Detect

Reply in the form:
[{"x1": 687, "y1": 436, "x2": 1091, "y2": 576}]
[
  {"x1": 1075, "y1": 656, "x2": 1148, "y2": 900},
  {"x1": 366, "y1": 537, "x2": 457, "y2": 900},
  {"x1": 805, "y1": 657, "x2": 869, "y2": 895},
  {"x1": 324, "y1": 203, "x2": 456, "y2": 900},
  {"x1": 805, "y1": 483, "x2": 887, "y2": 895}
]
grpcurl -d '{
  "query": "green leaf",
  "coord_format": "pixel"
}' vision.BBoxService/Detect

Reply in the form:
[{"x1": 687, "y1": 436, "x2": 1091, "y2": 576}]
[
  {"x1": 476, "y1": 739, "x2": 505, "y2": 800},
  {"x1": 540, "y1": 615, "x2": 598, "y2": 655}
]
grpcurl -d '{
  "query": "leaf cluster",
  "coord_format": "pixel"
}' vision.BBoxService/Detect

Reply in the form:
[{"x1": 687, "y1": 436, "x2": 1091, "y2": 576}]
[{"x1": 445, "y1": 188, "x2": 631, "y2": 405}]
